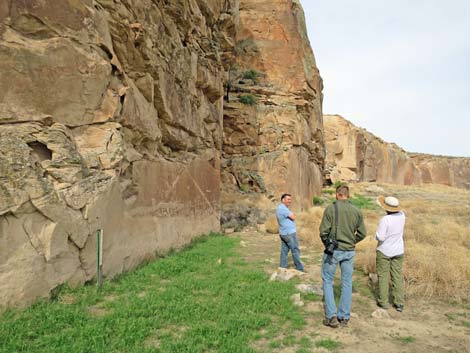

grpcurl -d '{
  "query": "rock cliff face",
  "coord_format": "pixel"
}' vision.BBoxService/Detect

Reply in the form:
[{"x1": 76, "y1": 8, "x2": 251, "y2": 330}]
[
  {"x1": 324, "y1": 115, "x2": 470, "y2": 189},
  {"x1": 222, "y1": 0, "x2": 324, "y2": 211},
  {"x1": 0, "y1": 0, "x2": 238, "y2": 307}
]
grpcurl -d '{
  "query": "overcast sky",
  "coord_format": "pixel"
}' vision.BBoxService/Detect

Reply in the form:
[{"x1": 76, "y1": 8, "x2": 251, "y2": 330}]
[{"x1": 300, "y1": 0, "x2": 470, "y2": 157}]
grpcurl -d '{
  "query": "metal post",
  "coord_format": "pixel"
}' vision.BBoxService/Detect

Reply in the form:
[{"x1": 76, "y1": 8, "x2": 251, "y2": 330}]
[{"x1": 96, "y1": 229, "x2": 103, "y2": 289}]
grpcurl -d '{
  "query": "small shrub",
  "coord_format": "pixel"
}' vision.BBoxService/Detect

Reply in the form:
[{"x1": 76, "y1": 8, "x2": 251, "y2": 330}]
[
  {"x1": 239, "y1": 184, "x2": 248, "y2": 192},
  {"x1": 242, "y1": 69, "x2": 261, "y2": 82},
  {"x1": 313, "y1": 196, "x2": 323, "y2": 206},
  {"x1": 239, "y1": 94, "x2": 257, "y2": 105}
]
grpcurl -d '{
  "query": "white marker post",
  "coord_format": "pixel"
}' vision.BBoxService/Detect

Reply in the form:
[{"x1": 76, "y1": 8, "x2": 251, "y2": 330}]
[{"x1": 96, "y1": 229, "x2": 103, "y2": 289}]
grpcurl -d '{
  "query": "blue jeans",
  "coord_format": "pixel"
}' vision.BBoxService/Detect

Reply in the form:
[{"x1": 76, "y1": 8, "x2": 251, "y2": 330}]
[
  {"x1": 321, "y1": 250, "x2": 355, "y2": 320},
  {"x1": 279, "y1": 232, "x2": 304, "y2": 271}
]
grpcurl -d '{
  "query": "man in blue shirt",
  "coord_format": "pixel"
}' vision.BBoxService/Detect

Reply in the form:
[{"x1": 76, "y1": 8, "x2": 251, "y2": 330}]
[{"x1": 276, "y1": 194, "x2": 304, "y2": 272}]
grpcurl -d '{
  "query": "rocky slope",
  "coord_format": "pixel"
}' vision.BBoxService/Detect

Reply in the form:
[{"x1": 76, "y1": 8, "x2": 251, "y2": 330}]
[
  {"x1": 0, "y1": 0, "x2": 238, "y2": 307},
  {"x1": 324, "y1": 114, "x2": 470, "y2": 189},
  {"x1": 222, "y1": 0, "x2": 325, "y2": 211}
]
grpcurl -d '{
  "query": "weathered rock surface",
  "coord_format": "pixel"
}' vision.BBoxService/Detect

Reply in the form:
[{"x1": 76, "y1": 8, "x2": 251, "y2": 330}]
[
  {"x1": 324, "y1": 115, "x2": 470, "y2": 189},
  {"x1": 222, "y1": 0, "x2": 325, "y2": 210},
  {"x1": 0, "y1": 0, "x2": 237, "y2": 307}
]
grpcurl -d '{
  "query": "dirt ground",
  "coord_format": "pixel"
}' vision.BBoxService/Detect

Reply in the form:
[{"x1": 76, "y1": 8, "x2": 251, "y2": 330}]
[{"x1": 233, "y1": 229, "x2": 470, "y2": 353}]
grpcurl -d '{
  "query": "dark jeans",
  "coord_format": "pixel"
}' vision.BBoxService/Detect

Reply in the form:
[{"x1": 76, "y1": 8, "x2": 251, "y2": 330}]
[{"x1": 279, "y1": 232, "x2": 304, "y2": 271}]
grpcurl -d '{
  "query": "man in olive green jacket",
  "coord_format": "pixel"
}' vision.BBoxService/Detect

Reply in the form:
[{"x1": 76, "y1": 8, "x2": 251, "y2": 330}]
[{"x1": 319, "y1": 185, "x2": 366, "y2": 328}]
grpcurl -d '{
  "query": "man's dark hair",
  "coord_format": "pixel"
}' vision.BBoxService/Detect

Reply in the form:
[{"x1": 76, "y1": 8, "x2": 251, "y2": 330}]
[
  {"x1": 281, "y1": 193, "x2": 292, "y2": 201},
  {"x1": 336, "y1": 185, "x2": 349, "y2": 197}
]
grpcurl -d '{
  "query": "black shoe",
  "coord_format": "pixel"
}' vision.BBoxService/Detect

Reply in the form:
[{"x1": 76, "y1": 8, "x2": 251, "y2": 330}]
[
  {"x1": 377, "y1": 303, "x2": 389, "y2": 310},
  {"x1": 393, "y1": 304, "x2": 404, "y2": 312},
  {"x1": 338, "y1": 318, "x2": 349, "y2": 327},
  {"x1": 323, "y1": 316, "x2": 339, "y2": 328}
]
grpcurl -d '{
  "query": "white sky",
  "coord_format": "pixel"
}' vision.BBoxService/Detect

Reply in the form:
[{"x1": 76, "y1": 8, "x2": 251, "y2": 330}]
[{"x1": 300, "y1": 0, "x2": 470, "y2": 157}]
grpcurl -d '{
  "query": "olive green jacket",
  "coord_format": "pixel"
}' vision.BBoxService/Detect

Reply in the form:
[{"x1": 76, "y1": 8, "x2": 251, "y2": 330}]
[{"x1": 319, "y1": 200, "x2": 367, "y2": 251}]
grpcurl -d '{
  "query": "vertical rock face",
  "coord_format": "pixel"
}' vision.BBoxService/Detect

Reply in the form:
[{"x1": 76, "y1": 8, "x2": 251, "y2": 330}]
[
  {"x1": 0, "y1": 0, "x2": 238, "y2": 307},
  {"x1": 222, "y1": 0, "x2": 324, "y2": 210},
  {"x1": 324, "y1": 115, "x2": 470, "y2": 189}
]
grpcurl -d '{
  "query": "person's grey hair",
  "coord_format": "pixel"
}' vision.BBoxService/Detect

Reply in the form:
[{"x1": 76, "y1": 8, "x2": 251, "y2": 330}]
[
  {"x1": 281, "y1": 193, "x2": 292, "y2": 201},
  {"x1": 336, "y1": 185, "x2": 349, "y2": 197}
]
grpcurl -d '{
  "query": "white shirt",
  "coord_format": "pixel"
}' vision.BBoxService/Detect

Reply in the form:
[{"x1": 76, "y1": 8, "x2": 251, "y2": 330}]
[{"x1": 375, "y1": 211, "x2": 406, "y2": 257}]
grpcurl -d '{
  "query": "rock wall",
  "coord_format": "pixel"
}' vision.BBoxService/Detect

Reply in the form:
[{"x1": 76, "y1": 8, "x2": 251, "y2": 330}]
[
  {"x1": 222, "y1": 0, "x2": 325, "y2": 211},
  {"x1": 324, "y1": 115, "x2": 470, "y2": 189},
  {"x1": 0, "y1": 0, "x2": 238, "y2": 307}
]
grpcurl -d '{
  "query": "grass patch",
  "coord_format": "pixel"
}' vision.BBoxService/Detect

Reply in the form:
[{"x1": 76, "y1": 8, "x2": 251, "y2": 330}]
[
  {"x1": 313, "y1": 196, "x2": 323, "y2": 206},
  {"x1": 393, "y1": 335, "x2": 416, "y2": 344},
  {"x1": 315, "y1": 338, "x2": 341, "y2": 350},
  {"x1": 350, "y1": 194, "x2": 378, "y2": 210},
  {"x1": 239, "y1": 94, "x2": 257, "y2": 105},
  {"x1": 322, "y1": 188, "x2": 335, "y2": 195},
  {"x1": 0, "y1": 234, "x2": 307, "y2": 353},
  {"x1": 446, "y1": 312, "x2": 470, "y2": 328}
]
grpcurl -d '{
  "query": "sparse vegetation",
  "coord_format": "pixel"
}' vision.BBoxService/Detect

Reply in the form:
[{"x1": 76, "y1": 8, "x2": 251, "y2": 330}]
[
  {"x1": 333, "y1": 180, "x2": 346, "y2": 189},
  {"x1": 313, "y1": 196, "x2": 323, "y2": 205},
  {"x1": 322, "y1": 188, "x2": 335, "y2": 195},
  {"x1": 242, "y1": 69, "x2": 262, "y2": 82},
  {"x1": 349, "y1": 194, "x2": 378, "y2": 210},
  {"x1": 315, "y1": 338, "x2": 341, "y2": 350},
  {"x1": 393, "y1": 335, "x2": 416, "y2": 344},
  {"x1": 239, "y1": 94, "x2": 258, "y2": 105}
]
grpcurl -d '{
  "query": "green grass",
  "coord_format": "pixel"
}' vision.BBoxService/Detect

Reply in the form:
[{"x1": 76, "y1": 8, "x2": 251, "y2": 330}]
[
  {"x1": 0, "y1": 234, "x2": 308, "y2": 353},
  {"x1": 322, "y1": 189, "x2": 335, "y2": 195},
  {"x1": 349, "y1": 194, "x2": 379, "y2": 210},
  {"x1": 446, "y1": 312, "x2": 470, "y2": 328},
  {"x1": 313, "y1": 196, "x2": 323, "y2": 206},
  {"x1": 315, "y1": 338, "x2": 341, "y2": 350},
  {"x1": 393, "y1": 335, "x2": 416, "y2": 344},
  {"x1": 239, "y1": 94, "x2": 258, "y2": 105},
  {"x1": 242, "y1": 70, "x2": 262, "y2": 82}
]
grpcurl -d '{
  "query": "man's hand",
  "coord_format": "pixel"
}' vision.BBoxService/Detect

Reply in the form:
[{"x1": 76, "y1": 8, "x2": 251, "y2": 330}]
[{"x1": 288, "y1": 213, "x2": 296, "y2": 221}]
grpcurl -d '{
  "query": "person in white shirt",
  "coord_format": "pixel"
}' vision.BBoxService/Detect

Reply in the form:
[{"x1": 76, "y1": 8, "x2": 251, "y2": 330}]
[{"x1": 375, "y1": 196, "x2": 406, "y2": 312}]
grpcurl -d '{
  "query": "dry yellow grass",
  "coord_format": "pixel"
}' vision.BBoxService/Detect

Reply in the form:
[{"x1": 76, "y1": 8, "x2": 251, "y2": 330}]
[{"x1": 298, "y1": 183, "x2": 470, "y2": 302}]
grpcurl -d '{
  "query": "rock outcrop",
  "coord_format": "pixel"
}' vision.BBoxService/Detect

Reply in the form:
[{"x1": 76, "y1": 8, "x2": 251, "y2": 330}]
[
  {"x1": 0, "y1": 0, "x2": 238, "y2": 307},
  {"x1": 222, "y1": 0, "x2": 325, "y2": 210},
  {"x1": 324, "y1": 115, "x2": 470, "y2": 189}
]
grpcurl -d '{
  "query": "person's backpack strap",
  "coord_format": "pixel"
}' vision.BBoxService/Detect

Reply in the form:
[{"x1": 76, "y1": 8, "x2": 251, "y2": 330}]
[{"x1": 332, "y1": 201, "x2": 339, "y2": 240}]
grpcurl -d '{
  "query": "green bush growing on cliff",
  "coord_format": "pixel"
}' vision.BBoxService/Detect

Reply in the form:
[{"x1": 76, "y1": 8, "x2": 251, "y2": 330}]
[
  {"x1": 239, "y1": 94, "x2": 257, "y2": 105},
  {"x1": 242, "y1": 69, "x2": 261, "y2": 82}
]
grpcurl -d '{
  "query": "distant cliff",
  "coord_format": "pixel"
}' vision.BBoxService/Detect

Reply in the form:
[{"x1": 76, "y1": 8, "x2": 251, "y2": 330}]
[{"x1": 324, "y1": 114, "x2": 470, "y2": 189}]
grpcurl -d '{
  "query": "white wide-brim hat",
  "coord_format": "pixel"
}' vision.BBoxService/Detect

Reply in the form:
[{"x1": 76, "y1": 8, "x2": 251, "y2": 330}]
[{"x1": 377, "y1": 195, "x2": 402, "y2": 212}]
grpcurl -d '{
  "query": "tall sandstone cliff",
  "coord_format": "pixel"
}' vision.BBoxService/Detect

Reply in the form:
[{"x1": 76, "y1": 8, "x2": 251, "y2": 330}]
[
  {"x1": 324, "y1": 115, "x2": 470, "y2": 189},
  {"x1": 0, "y1": 0, "x2": 324, "y2": 307},
  {"x1": 0, "y1": 0, "x2": 239, "y2": 307},
  {"x1": 222, "y1": 0, "x2": 324, "y2": 210}
]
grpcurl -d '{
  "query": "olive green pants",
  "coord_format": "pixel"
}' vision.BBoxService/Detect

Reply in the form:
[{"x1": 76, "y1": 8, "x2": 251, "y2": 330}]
[{"x1": 376, "y1": 251, "x2": 404, "y2": 307}]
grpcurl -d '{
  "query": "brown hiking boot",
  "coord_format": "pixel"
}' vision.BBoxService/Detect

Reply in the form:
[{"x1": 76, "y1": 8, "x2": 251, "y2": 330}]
[
  {"x1": 323, "y1": 316, "x2": 339, "y2": 328},
  {"x1": 338, "y1": 318, "x2": 349, "y2": 327}
]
